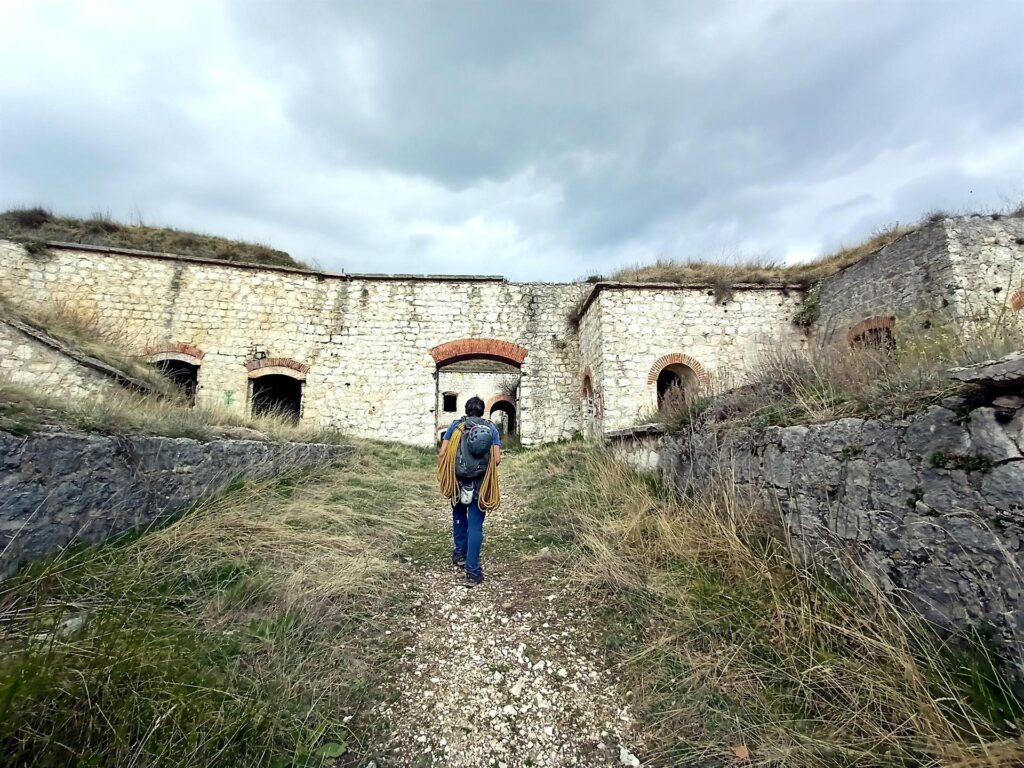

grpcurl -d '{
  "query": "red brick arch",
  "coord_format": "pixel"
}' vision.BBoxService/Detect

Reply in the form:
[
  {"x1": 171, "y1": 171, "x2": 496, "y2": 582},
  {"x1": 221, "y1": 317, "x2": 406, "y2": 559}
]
[
  {"x1": 646, "y1": 353, "x2": 711, "y2": 387},
  {"x1": 580, "y1": 366, "x2": 594, "y2": 396},
  {"x1": 1011, "y1": 288, "x2": 1024, "y2": 312},
  {"x1": 846, "y1": 315, "x2": 896, "y2": 346},
  {"x1": 146, "y1": 342, "x2": 205, "y2": 363},
  {"x1": 245, "y1": 357, "x2": 310, "y2": 380},
  {"x1": 430, "y1": 338, "x2": 528, "y2": 367},
  {"x1": 486, "y1": 394, "x2": 516, "y2": 413}
]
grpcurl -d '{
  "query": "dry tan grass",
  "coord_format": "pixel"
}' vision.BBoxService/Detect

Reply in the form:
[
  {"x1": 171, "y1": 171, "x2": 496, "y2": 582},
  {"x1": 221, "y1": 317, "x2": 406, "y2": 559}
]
[
  {"x1": 140, "y1": 443, "x2": 435, "y2": 611},
  {"x1": 2, "y1": 206, "x2": 302, "y2": 268},
  {"x1": 0, "y1": 377, "x2": 348, "y2": 444},
  {"x1": 512, "y1": 445, "x2": 1024, "y2": 767},
  {"x1": 0, "y1": 292, "x2": 176, "y2": 394},
  {"x1": 607, "y1": 222, "x2": 914, "y2": 286},
  {"x1": 723, "y1": 310, "x2": 1024, "y2": 429}
]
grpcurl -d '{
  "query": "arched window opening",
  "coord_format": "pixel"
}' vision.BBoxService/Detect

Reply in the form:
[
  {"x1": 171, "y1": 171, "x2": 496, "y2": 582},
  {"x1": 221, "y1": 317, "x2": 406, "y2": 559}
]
[
  {"x1": 490, "y1": 400, "x2": 517, "y2": 436},
  {"x1": 846, "y1": 316, "x2": 895, "y2": 351},
  {"x1": 656, "y1": 363, "x2": 699, "y2": 412},
  {"x1": 1010, "y1": 287, "x2": 1024, "y2": 312},
  {"x1": 850, "y1": 326, "x2": 896, "y2": 351},
  {"x1": 155, "y1": 359, "x2": 199, "y2": 405},
  {"x1": 250, "y1": 374, "x2": 303, "y2": 423},
  {"x1": 581, "y1": 373, "x2": 597, "y2": 420}
]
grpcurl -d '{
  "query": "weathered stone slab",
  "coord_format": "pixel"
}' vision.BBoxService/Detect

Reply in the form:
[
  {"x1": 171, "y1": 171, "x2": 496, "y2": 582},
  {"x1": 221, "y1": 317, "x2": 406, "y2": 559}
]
[
  {"x1": 0, "y1": 428, "x2": 352, "y2": 577},
  {"x1": 949, "y1": 351, "x2": 1024, "y2": 387},
  {"x1": 642, "y1": 398, "x2": 1024, "y2": 679}
]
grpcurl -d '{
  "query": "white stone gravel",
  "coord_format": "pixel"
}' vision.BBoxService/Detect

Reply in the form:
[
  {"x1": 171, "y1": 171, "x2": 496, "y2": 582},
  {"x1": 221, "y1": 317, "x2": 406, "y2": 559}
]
[{"x1": 377, "y1": 488, "x2": 642, "y2": 767}]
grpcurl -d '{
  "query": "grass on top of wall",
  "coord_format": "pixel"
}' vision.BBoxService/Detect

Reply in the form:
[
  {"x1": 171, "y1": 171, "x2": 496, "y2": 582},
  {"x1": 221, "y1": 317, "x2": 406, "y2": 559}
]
[
  {"x1": 510, "y1": 443, "x2": 1024, "y2": 768},
  {"x1": 1, "y1": 206, "x2": 305, "y2": 268},
  {"x1": 598, "y1": 204, "x2": 1024, "y2": 289},
  {"x1": 0, "y1": 379, "x2": 348, "y2": 445},
  {"x1": 654, "y1": 310, "x2": 1024, "y2": 433},
  {"x1": 605, "y1": 222, "x2": 914, "y2": 288},
  {"x1": 0, "y1": 440, "x2": 438, "y2": 768}
]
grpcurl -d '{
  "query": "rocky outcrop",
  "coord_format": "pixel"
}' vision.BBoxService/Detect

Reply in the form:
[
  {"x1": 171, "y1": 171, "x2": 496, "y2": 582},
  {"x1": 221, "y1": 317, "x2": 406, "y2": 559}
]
[
  {"x1": 949, "y1": 351, "x2": 1024, "y2": 387},
  {"x1": 0, "y1": 427, "x2": 352, "y2": 576},
  {"x1": 610, "y1": 394, "x2": 1024, "y2": 676}
]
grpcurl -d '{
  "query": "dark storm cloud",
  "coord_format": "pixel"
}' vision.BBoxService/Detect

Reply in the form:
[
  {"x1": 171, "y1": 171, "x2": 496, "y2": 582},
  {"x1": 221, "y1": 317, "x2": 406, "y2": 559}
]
[{"x1": 1, "y1": 1, "x2": 1022, "y2": 279}]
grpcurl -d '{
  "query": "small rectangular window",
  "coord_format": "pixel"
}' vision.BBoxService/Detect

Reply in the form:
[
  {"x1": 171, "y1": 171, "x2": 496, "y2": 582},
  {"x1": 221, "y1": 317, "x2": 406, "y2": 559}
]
[{"x1": 442, "y1": 393, "x2": 458, "y2": 412}]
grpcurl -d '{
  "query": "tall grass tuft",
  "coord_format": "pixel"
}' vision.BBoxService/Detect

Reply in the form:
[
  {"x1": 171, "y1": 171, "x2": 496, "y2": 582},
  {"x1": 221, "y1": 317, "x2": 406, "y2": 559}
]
[
  {"x1": 511, "y1": 445, "x2": 1024, "y2": 767},
  {"x1": 712, "y1": 311, "x2": 1024, "y2": 429}
]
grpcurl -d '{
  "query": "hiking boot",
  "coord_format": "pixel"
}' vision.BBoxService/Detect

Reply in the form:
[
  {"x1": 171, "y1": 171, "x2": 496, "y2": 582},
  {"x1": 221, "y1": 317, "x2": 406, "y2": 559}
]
[
  {"x1": 464, "y1": 571, "x2": 484, "y2": 588},
  {"x1": 451, "y1": 552, "x2": 467, "y2": 568}
]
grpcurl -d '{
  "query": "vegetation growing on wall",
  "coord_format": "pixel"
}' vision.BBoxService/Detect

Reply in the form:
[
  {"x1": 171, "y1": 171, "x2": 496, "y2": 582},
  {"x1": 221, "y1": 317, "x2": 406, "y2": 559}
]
[
  {"x1": 792, "y1": 282, "x2": 821, "y2": 328},
  {"x1": 690, "y1": 311, "x2": 1024, "y2": 430},
  {"x1": 1, "y1": 207, "x2": 304, "y2": 268},
  {"x1": 511, "y1": 444, "x2": 1024, "y2": 767},
  {"x1": 0, "y1": 379, "x2": 347, "y2": 444},
  {"x1": 605, "y1": 222, "x2": 913, "y2": 287}
]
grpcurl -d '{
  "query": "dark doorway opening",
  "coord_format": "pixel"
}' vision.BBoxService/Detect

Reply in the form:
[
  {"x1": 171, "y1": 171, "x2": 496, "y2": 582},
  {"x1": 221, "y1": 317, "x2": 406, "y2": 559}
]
[
  {"x1": 656, "y1": 364, "x2": 698, "y2": 411},
  {"x1": 251, "y1": 375, "x2": 302, "y2": 422},
  {"x1": 489, "y1": 401, "x2": 517, "y2": 436},
  {"x1": 155, "y1": 359, "x2": 199, "y2": 405}
]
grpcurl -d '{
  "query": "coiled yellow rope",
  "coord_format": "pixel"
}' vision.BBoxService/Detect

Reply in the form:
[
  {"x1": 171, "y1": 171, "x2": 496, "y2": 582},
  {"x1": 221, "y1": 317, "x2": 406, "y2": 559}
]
[{"x1": 437, "y1": 424, "x2": 501, "y2": 511}]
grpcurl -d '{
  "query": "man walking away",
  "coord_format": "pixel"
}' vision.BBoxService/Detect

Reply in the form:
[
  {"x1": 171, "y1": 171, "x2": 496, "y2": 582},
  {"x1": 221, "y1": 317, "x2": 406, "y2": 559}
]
[{"x1": 437, "y1": 396, "x2": 501, "y2": 587}]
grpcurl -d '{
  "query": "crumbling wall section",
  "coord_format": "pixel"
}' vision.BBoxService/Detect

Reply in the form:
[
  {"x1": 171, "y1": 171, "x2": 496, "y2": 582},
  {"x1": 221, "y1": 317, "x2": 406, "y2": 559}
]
[{"x1": 945, "y1": 215, "x2": 1024, "y2": 317}]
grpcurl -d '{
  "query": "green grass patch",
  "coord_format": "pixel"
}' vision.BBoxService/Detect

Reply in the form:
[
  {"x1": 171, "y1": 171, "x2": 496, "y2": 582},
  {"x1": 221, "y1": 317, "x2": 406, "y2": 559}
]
[{"x1": 0, "y1": 441, "x2": 439, "y2": 767}]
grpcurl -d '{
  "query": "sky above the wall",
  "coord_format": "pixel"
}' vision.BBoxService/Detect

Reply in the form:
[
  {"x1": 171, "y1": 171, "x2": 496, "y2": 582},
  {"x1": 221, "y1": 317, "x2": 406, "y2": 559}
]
[{"x1": 1, "y1": 1, "x2": 1022, "y2": 281}]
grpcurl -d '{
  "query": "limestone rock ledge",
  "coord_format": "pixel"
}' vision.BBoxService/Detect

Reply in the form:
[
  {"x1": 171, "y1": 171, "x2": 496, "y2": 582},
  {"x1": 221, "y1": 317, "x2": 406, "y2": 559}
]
[
  {"x1": 0, "y1": 427, "x2": 352, "y2": 577},
  {"x1": 610, "y1": 399, "x2": 1024, "y2": 677}
]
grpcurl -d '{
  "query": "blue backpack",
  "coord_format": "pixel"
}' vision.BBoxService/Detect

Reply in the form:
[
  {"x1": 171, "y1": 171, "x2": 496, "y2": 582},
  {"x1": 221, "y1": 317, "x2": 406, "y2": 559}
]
[{"x1": 455, "y1": 417, "x2": 493, "y2": 480}]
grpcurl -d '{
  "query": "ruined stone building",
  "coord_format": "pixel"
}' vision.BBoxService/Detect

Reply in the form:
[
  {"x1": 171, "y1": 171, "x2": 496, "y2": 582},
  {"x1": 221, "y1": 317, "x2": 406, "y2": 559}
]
[{"x1": 2, "y1": 214, "x2": 1022, "y2": 447}]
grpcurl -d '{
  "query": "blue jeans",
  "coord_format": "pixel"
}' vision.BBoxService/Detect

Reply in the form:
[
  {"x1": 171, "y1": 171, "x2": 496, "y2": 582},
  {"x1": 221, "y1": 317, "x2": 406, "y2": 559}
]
[{"x1": 452, "y1": 498, "x2": 486, "y2": 578}]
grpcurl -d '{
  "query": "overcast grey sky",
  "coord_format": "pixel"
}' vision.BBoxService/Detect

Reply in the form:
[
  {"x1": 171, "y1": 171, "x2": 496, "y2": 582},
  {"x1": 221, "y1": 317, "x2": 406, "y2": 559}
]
[{"x1": 1, "y1": 1, "x2": 1022, "y2": 280}]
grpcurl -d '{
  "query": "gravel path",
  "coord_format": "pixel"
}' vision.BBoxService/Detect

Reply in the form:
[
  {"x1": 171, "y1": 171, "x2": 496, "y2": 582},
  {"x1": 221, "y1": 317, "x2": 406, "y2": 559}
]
[{"x1": 377, "y1": 464, "x2": 643, "y2": 767}]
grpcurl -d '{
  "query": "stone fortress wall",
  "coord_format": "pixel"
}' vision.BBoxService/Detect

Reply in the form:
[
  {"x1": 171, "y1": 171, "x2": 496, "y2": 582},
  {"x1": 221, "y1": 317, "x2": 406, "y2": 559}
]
[
  {"x1": 0, "y1": 214, "x2": 1022, "y2": 446},
  {"x1": 816, "y1": 214, "x2": 1024, "y2": 344},
  {"x1": 1, "y1": 241, "x2": 586, "y2": 447},
  {"x1": 578, "y1": 283, "x2": 806, "y2": 432}
]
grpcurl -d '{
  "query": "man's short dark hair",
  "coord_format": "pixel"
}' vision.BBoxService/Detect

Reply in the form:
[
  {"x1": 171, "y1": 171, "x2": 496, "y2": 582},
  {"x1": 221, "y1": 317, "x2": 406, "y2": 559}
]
[{"x1": 465, "y1": 396, "x2": 485, "y2": 417}]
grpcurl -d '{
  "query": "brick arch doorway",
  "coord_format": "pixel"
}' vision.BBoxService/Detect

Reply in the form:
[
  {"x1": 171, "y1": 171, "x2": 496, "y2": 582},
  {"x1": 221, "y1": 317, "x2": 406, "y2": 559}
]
[
  {"x1": 648, "y1": 353, "x2": 710, "y2": 412},
  {"x1": 430, "y1": 339, "x2": 526, "y2": 442},
  {"x1": 245, "y1": 358, "x2": 308, "y2": 424},
  {"x1": 147, "y1": 344, "x2": 205, "y2": 405}
]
